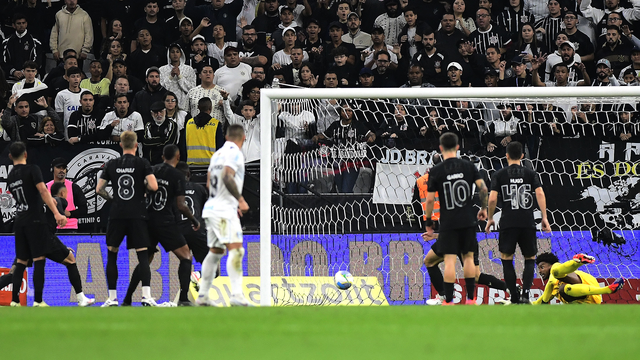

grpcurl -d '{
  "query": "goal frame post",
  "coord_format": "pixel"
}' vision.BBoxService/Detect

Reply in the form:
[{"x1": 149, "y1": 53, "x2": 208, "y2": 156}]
[{"x1": 259, "y1": 86, "x2": 640, "y2": 306}]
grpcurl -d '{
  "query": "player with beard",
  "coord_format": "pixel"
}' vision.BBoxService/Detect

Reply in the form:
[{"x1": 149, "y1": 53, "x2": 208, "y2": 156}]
[
  {"x1": 412, "y1": 28, "x2": 447, "y2": 86},
  {"x1": 123, "y1": 145, "x2": 200, "y2": 306},
  {"x1": 68, "y1": 91, "x2": 110, "y2": 144},
  {"x1": 485, "y1": 141, "x2": 551, "y2": 304},
  {"x1": 423, "y1": 133, "x2": 489, "y2": 305}
]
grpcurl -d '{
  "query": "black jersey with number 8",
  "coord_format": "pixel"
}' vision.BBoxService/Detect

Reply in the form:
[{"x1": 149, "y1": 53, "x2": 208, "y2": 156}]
[
  {"x1": 100, "y1": 154, "x2": 153, "y2": 220},
  {"x1": 490, "y1": 164, "x2": 542, "y2": 229},
  {"x1": 426, "y1": 158, "x2": 481, "y2": 231}
]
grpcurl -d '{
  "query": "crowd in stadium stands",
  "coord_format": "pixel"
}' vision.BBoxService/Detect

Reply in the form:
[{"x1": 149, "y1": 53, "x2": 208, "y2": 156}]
[{"x1": 1, "y1": 0, "x2": 640, "y2": 194}]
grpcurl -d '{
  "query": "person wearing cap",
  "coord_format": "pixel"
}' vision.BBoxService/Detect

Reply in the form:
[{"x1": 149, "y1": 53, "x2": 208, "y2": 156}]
[
  {"x1": 592, "y1": 58, "x2": 621, "y2": 85},
  {"x1": 470, "y1": 7, "x2": 512, "y2": 55},
  {"x1": 445, "y1": 61, "x2": 467, "y2": 87},
  {"x1": 356, "y1": 67, "x2": 375, "y2": 87},
  {"x1": 110, "y1": 60, "x2": 145, "y2": 97},
  {"x1": 596, "y1": 25, "x2": 634, "y2": 77},
  {"x1": 545, "y1": 38, "x2": 582, "y2": 82},
  {"x1": 618, "y1": 47, "x2": 640, "y2": 82},
  {"x1": 273, "y1": 27, "x2": 310, "y2": 68},
  {"x1": 324, "y1": 21, "x2": 357, "y2": 68},
  {"x1": 484, "y1": 67, "x2": 500, "y2": 87},
  {"x1": 268, "y1": 6, "x2": 299, "y2": 51},
  {"x1": 213, "y1": 46, "x2": 252, "y2": 102},
  {"x1": 237, "y1": 25, "x2": 270, "y2": 68},
  {"x1": 562, "y1": 10, "x2": 595, "y2": 64},
  {"x1": 187, "y1": 35, "x2": 220, "y2": 81},
  {"x1": 373, "y1": 0, "x2": 407, "y2": 46},
  {"x1": 132, "y1": 1, "x2": 167, "y2": 52},
  {"x1": 532, "y1": 55, "x2": 590, "y2": 87},
  {"x1": 620, "y1": 67, "x2": 640, "y2": 85},
  {"x1": 160, "y1": 43, "x2": 196, "y2": 110},
  {"x1": 412, "y1": 28, "x2": 447, "y2": 86},
  {"x1": 67, "y1": 91, "x2": 110, "y2": 145},
  {"x1": 143, "y1": 101, "x2": 179, "y2": 164},
  {"x1": 132, "y1": 66, "x2": 168, "y2": 125},
  {"x1": 127, "y1": 29, "x2": 167, "y2": 82},
  {"x1": 498, "y1": 55, "x2": 532, "y2": 87},
  {"x1": 362, "y1": 26, "x2": 399, "y2": 70},
  {"x1": 342, "y1": 12, "x2": 372, "y2": 50},
  {"x1": 175, "y1": 17, "x2": 196, "y2": 59},
  {"x1": 45, "y1": 157, "x2": 88, "y2": 231}
]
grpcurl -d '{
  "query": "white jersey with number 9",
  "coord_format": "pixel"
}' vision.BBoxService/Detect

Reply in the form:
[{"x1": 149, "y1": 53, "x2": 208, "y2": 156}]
[{"x1": 202, "y1": 141, "x2": 245, "y2": 218}]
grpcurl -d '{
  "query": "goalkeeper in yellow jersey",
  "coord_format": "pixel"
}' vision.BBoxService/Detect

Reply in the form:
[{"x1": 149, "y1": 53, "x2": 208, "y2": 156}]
[{"x1": 533, "y1": 252, "x2": 625, "y2": 304}]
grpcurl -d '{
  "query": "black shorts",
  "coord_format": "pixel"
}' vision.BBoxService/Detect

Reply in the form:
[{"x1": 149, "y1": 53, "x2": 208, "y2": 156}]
[
  {"x1": 431, "y1": 236, "x2": 479, "y2": 266},
  {"x1": 46, "y1": 236, "x2": 72, "y2": 263},
  {"x1": 437, "y1": 226, "x2": 477, "y2": 258},
  {"x1": 148, "y1": 222, "x2": 187, "y2": 253},
  {"x1": 184, "y1": 230, "x2": 209, "y2": 264},
  {"x1": 14, "y1": 224, "x2": 55, "y2": 259},
  {"x1": 499, "y1": 227, "x2": 538, "y2": 258},
  {"x1": 106, "y1": 219, "x2": 150, "y2": 250}
]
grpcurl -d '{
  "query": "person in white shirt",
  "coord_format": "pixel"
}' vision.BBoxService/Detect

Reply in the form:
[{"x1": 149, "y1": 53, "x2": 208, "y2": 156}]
[
  {"x1": 186, "y1": 64, "x2": 224, "y2": 120},
  {"x1": 213, "y1": 46, "x2": 252, "y2": 103},
  {"x1": 196, "y1": 124, "x2": 250, "y2": 307},
  {"x1": 272, "y1": 27, "x2": 309, "y2": 67},
  {"x1": 100, "y1": 93, "x2": 144, "y2": 142},
  {"x1": 222, "y1": 91, "x2": 261, "y2": 163},
  {"x1": 207, "y1": 24, "x2": 238, "y2": 67},
  {"x1": 54, "y1": 66, "x2": 83, "y2": 138},
  {"x1": 160, "y1": 43, "x2": 196, "y2": 111}
]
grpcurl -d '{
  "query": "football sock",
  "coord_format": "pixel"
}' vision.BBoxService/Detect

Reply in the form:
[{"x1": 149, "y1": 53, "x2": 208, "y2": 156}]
[
  {"x1": 198, "y1": 251, "x2": 223, "y2": 299},
  {"x1": 426, "y1": 266, "x2": 445, "y2": 295},
  {"x1": 0, "y1": 273, "x2": 12, "y2": 290},
  {"x1": 563, "y1": 283, "x2": 613, "y2": 296},
  {"x1": 553, "y1": 259, "x2": 582, "y2": 278},
  {"x1": 11, "y1": 263, "x2": 27, "y2": 303},
  {"x1": 227, "y1": 248, "x2": 244, "y2": 296},
  {"x1": 66, "y1": 263, "x2": 83, "y2": 294},
  {"x1": 501, "y1": 259, "x2": 519, "y2": 302},
  {"x1": 443, "y1": 282, "x2": 455, "y2": 303},
  {"x1": 106, "y1": 250, "x2": 118, "y2": 292},
  {"x1": 136, "y1": 250, "x2": 151, "y2": 287},
  {"x1": 522, "y1": 259, "x2": 536, "y2": 298},
  {"x1": 142, "y1": 286, "x2": 151, "y2": 299},
  {"x1": 478, "y1": 273, "x2": 507, "y2": 290},
  {"x1": 124, "y1": 265, "x2": 140, "y2": 304},
  {"x1": 465, "y1": 277, "x2": 475, "y2": 300},
  {"x1": 33, "y1": 260, "x2": 45, "y2": 303},
  {"x1": 178, "y1": 259, "x2": 192, "y2": 302}
]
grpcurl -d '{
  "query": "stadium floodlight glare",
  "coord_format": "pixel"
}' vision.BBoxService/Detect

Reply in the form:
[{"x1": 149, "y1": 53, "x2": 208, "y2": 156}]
[{"x1": 259, "y1": 86, "x2": 640, "y2": 307}]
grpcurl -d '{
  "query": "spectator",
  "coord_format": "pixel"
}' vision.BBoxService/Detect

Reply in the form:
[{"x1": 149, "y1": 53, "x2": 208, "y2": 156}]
[
  {"x1": 165, "y1": 0, "x2": 189, "y2": 44},
  {"x1": 222, "y1": 97, "x2": 261, "y2": 164},
  {"x1": 524, "y1": 0, "x2": 550, "y2": 21},
  {"x1": 132, "y1": 67, "x2": 169, "y2": 125},
  {"x1": 591, "y1": 58, "x2": 621, "y2": 86},
  {"x1": 272, "y1": 27, "x2": 310, "y2": 67},
  {"x1": 620, "y1": 67, "x2": 640, "y2": 85},
  {"x1": 164, "y1": 91, "x2": 190, "y2": 159},
  {"x1": 127, "y1": 29, "x2": 167, "y2": 81},
  {"x1": 237, "y1": 25, "x2": 270, "y2": 68},
  {"x1": 533, "y1": 58, "x2": 590, "y2": 86},
  {"x1": 67, "y1": 91, "x2": 109, "y2": 145},
  {"x1": 499, "y1": 55, "x2": 532, "y2": 86},
  {"x1": 331, "y1": 47, "x2": 358, "y2": 87},
  {"x1": 26, "y1": 116, "x2": 64, "y2": 146},
  {"x1": 323, "y1": 22, "x2": 357, "y2": 68},
  {"x1": 619, "y1": 47, "x2": 640, "y2": 81},
  {"x1": 185, "y1": 97, "x2": 225, "y2": 164},
  {"x1": 187, "y1": 35, "x2": 219, "y2": 81},
  {"x1": 372, "y1": 50, "x2": 399, "y2": 87},
  {"x1": 616, "y1": 107, "x2": 638, "y2": 141},
  {"x1": 50, "y1": 0, "x2": 93, "y2": 62},
  {"x1": 160, "y1": 43, "x2": 196, "y2": 110},
  {"x1": 412, "y1": 28, "x2": 447, "y2": 86},
  {"x1": 12, "y1": 0, "x2": 52, "y2": 43},
  {"x1": 446, "y1": 61, "x2": 467, "y2": 87},
  {"x1": 435, "y1": 13, "x2": 467, "y2": 59},
  {"x1": 545, "y1": 40, "x2": 582, "y2": 82},
  {"x1": 101, "y1": 39, "x2": 127, "y2": 64},
  {"x1": 47, "y1": 54, "x2": 80, "y2": 104},
  {"x1": 2, "y1": 13, "x2": 43, "y2": 84},
  {"x1": 534, "y1": 0, "x2": 563, "y2": 53},
  {"x1": 237, "y1": 79, "x2": 262, "y2": 112},
  {"x1": 298, "y1": 62, "x2": 319, "y2": 88},
  {"x1": 484, "y1": 101, "x2": 524, "y2": 167},
  {"x1": 11, "y1": 61, "x2": 49, "y2": 112},
  {"x1": 497, "y1": 0, "x2": 535, "y2": 42},
  {"x1": 143, "y1": 101, "x2": 179, "y2": 164},
  {"x1": 280, "y1": 46, "x2": 307, "y2": 86},
  {"x1": 109, "y1": 60, "x2": 144, "y2": 98},
  {"x1": 509, "y1": 23, "x2": 547, "y2": 63},
  {"x1": 445, "y1": 0, "x2": 476, "y2": 37},
  {"x1": 184, "y1": 0, "x2": 243, "y2": 42},
  {"x1": 356, "y1": 67, "x2": 375, "y2": 87},
  {"x1": 376, "y1": 103, "x2": 420, "y2": 149},
  {"x1": 213, "y1": 46, "x2": 252, "y2": 102},
  {"x1": 452, "y1": 39, "x2": 486, "y2": 86},
  {"x1": 174, "y1": 17, "x2": 195, "y2": 59},
  {"x1": 596, "y1": 13, "x2": 631, "y2": 48},
  {"x1": 342, "y1": 12, "x2": 372, "y2": 51},
  {"x1": 99, "y1": 93, "x2": 144, "y2": 142},
  {"x1": 333, "y1": 1, "x2": 351, "y2": 32},
  {"x1": 596, "y1": 25, "x2": 634, "y2": 77},
  {"x1": 186, "y1": 64, "x2": 224, "y2": 119},
  {"x1": 563, "y1": 10, "x2": 595, "y2": 64},
  {"x1": 418, "y1": 107, "x2": 446, "y2": 151},
  {"x1": 55, "y1": 66, "x2": 83, "y2": 134},
  {"x1": 470, "y1": 7, "x2": 511, "y2": 55},
  {"x1": 252, "y1": 0, "x2": 281, "y2": 46},
  {"x1": 271, "y1": 7, "x2": 301, "y2": 51},
  {"x1": 580, "y1": 0, "x2": 640, "y2": 38},
  {"x1": 101, "y1": 19, "x2": 129, "y2": 59},
  {"x1": 485, "y1": 45, "x2": 502, "y2": 73},
  {"x1": 302, "y1": 19, "x2": 324, "y2": 66},
  {"x1": 374, "y1": 0, "x2": 406, "y2": 46},
  {"x1": 362, "y1": 26, "x2": 398, "y2": 70},
  {"x1": 45, "y1": 157, "x2": 87, "y2": 231},
  {"x1": 283, "y1": 0, "x2": 312, "y2": 27},
  {"x1": 80, "y1": 59, "x2": 113, "y2": 102},
  {"x1": 397, "y1": 5, "x2": 428, "y2": 68},
  {"x1": 484, "y1": 68, "x2": 500, "y2": 86},
  {"x1": 208, "y1": 24, "x2": 239, "y2": 67},
  {"x1": 132, "y1": 1, "x2": 167, "y2": 52},
  {"x1": 409, "y1": 0, "x2": 445, "y2": 31},
  {"x1": 2, "y1": 95, "x2": 61, "y2": 142},
  {"x1": 250, "y1": 65, "x2": 267, "y2": 85}
]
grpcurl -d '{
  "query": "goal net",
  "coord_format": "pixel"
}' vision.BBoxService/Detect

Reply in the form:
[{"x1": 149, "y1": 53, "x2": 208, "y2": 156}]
[{"x1": 257, "y1": 87, "x2": 640, "y2": 306}]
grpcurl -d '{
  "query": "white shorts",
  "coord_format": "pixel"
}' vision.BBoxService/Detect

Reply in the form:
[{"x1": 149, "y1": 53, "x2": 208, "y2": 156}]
[{"x1": 205, "y1": 216, "x2": 243, "y2": 249}]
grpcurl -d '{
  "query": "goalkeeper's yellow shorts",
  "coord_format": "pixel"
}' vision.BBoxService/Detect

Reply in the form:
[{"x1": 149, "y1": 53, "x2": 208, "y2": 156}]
[{"x1": 556, "y1": 270, "x2": 602, "y2": 304}]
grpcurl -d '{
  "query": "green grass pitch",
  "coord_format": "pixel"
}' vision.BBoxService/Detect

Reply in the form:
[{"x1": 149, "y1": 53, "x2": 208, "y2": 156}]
[{"x1": 1, "y1": 305, "x2": 638, "y2": 359}]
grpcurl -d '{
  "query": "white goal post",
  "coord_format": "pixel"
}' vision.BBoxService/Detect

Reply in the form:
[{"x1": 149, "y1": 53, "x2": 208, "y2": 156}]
[{"x1": 258, "y1": 86, "x2": 640, "y2": 307}]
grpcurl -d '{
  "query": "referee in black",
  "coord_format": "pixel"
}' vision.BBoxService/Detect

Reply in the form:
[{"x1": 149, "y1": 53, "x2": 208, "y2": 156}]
[
  {"x1": 485, "y1": 141, "x2": 551, "y2": 304},
  {"x1": 424, "y1": 133, "x2": 489, "y2": 305}
]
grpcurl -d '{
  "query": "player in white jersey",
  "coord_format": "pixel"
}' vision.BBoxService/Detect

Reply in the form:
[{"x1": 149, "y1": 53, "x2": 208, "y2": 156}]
[{"x1": 196, "y1": 124, "x2": 250, "y2": 306}]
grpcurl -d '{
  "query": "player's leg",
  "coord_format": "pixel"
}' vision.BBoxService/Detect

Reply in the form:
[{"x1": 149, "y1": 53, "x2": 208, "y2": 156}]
[
  {"x1": 499, "y1": 228, "x2": 521, "y2": 303},
  {"x1": 0, "y1": 262, "x2": 15, "y2": 289},
  {"x1": 518, "y1": 228, "x2": 538, "y2": 304},
  {"x1": 11, "y1": 260, "x2": 27, "y2": 306},
  {"x1": 32, "y1": 255, "x2": 46, "y2": 306},
  {"x1": 551, "y1": 253, "x2": 595, "y2": 279},
  {"x1": 122, "y1": 251, "x2": 156, "y2": 306},
  {"x1": 562, "y1": 273, "x2": 625, "y2": 298},
  {"x1": 461, "y1": 252, "x2": 476, "y2": 304},
  {"x1": 172, "y1": 244, "x2": 193, "y2": 305},
  {"x1": 225, "y1": 216, "x2": 248, "y2": 306},
  {"x1": 442, "y1": 254, "x2": 457, "y2": 304},
  {"x1": 197, "y1": 217, "x2": 225, "y2": 305},
  {"x1": 424, "y1": 244, "x2": 445, "y2": 304},
  {"x1": 103, "y1": 220, "x2": 126, "y2": 306},
  {"x1": 472, "y1": 239, "x2": 507, "y2": 292},
  {"x1": 47, "y1": 238, "x2": 95, "y2": 306}
]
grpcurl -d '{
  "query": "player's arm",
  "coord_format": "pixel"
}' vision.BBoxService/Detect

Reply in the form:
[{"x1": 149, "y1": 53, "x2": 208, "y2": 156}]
[
  {"x1": 176, "y1": 195, "x2": 200, "y2": 231},
  {"x1": 222, "y1": 166, "x2": 249, "y2": 215},
  {"x1": 96, "y1": 178, "x2": 113, "y2": 201},
  {"x1": 145, "y1": 174, "x2": 158, "y2": 191},
  {"x1": 533, "y1": 278, "x2": 556, "y2": 304},
  {"x1": 475, "y1": 178, "x2": 488, "y2": 220},
  {"x1": 36, "y1": 182, "x2": 67, "y2": 227},
  {"x1": 485, "y1": 190, "x2": 499, "y2": 233},
  {"x1": 535, "y1": 186, "x2": 551, "y2": 232}
]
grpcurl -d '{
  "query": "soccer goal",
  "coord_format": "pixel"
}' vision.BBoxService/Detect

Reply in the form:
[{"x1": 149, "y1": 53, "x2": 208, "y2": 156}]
[{"x1": 258, "y1": 87, "x2": 640, "y2": 306}]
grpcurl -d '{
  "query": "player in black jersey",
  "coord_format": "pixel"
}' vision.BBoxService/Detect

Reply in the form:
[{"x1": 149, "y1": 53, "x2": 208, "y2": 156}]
[
  {"x1": 122, "y1": 145, "x2": 200, "y2": 306},
  {"x1": 424, "y1": 133, "x2": 489, "y2": 305},
  {"x1": 96, "y1": 131, "x2": 158, "y2": 307},
  {"x1": 175, "y1": 161, "x2": 210, "y2": 266},
  {"x1": 6, "y1": 141, "x2": 85, "y2": 307},
  {"x1": 485, "y1": 141, "x2": 551, "y2": 304}
]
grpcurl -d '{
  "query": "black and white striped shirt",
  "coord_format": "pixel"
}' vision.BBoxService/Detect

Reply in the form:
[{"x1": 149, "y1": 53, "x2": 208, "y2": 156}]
[
  {"x1": 497, "y1": 8, "x2": 535, "y2": 39},
  {"x1": 470, "y1": 25, "x2": 512, "y2": 55},
  {"x1": 535, "y1": 16, "x2": 564, "y2": 52}
]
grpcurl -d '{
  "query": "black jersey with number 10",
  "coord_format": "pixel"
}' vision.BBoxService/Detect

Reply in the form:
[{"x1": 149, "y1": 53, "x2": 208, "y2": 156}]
[
  {"x1": 490, "y1": 164, "x2": 542, "y2": 229},
  {"x1": 149, "y1": 163, "x2": 186, "y2": 223},
  {"x1": 100, "y1": 154, "x2": 153, "y2": 220},
  {"x1": 7, "y1": 164, "x2": 47, "y2": 226},
  {"x1": 426, "y1": 158, "x2": 481, "y2": 231}
]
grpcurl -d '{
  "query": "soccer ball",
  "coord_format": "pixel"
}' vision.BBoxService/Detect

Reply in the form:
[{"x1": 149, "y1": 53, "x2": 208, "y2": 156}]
[{"x1": 334, "y1": 270, "x2": 354, "y2": 290}]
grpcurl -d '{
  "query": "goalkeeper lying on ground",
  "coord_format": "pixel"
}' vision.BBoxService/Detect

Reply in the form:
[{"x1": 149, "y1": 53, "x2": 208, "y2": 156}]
[{"x1": 533, "y1": 253, "x2": 624, "y2": 304}]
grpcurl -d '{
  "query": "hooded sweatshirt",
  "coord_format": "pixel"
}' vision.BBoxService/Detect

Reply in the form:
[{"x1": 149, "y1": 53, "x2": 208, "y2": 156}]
[
  {"x1": 50, "y1": 5, "x2": 93, "y2": 55},
  {"x1": 160, "y1": 44, "x2": 197, "y2": 110}
]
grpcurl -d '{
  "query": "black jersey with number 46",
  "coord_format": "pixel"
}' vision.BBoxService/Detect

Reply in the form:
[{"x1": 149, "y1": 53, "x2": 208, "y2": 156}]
[
  {"x1": 7, "y1": 164, "x2": 47, "y2": 226},
  {"x1": 149, "y1": 163, "x2": 186, "y2": 224},
  {"x1": 490, "y1": 164, "x2": 542, "y2": 229},
  {"x1": 100, "y1": 154, "x2": 153, "y2": 220},
  {"x1": 426, "y1": 158, "x2": 481, "y2": 231}
]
